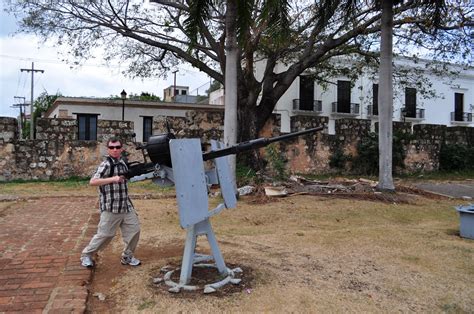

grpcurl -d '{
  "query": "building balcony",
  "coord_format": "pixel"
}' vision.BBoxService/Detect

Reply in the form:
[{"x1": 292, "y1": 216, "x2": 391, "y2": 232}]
[
  {"x1": 331, "y1": 102, "x2": 360, "y2": 117},
  {"x1": 292, "y1": 99, "x2": 323, "y2": 114},
  {"x1": 401, "y1": 107, "x2": 425, "y2": 122},
  {"x1": 366, "y1": 105, "x2": 378, "y2": 118},
  {"x1": 451, "y1": 112, "x2": 472, "y2": 125}
]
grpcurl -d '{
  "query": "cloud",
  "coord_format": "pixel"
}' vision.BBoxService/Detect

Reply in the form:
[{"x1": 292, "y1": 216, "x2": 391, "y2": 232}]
[{"x1": 0, "y1": 34, "x2": 211, "y2": 118}]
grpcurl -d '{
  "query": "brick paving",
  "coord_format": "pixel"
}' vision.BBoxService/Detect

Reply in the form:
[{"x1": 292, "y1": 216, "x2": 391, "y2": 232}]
[{"x1": 0, "y1": 197, "x2": 99, "y2": 313}]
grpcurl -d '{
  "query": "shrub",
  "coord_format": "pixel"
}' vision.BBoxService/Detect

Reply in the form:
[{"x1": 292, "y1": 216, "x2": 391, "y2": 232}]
[
  {"x1": 236, "y1": 162, "x2": 259, "y2": 186},
  {"x1": 352, "y1": 131, "x2": 411, "y2": 175},
  {"x1": 353, "y1": 132, "x2": 379, "y2": 175},
  {"x1": 439, "y1": 144, "x2": 474, "y2": 171},
  {"x1": 329, "y1": 146, "x2": 352, "y2": 170},
  {"x1": 264, "y1": 144, "x2": 287, "y2": 181}
]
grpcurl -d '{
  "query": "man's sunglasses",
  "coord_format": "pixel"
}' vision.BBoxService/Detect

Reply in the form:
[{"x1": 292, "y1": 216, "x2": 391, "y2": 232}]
[{"x1": 108, "y1": 145, "x2": 122, "y2": 150}]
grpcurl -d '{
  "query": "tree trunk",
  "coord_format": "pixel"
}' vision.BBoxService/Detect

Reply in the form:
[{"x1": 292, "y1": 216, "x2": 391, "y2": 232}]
[
  {"x1": 377, "y1": 0, "x2": 395, "y2": 191},
  {"x1": 224, "y1": 0, "x2": 238, "y2": 185}
]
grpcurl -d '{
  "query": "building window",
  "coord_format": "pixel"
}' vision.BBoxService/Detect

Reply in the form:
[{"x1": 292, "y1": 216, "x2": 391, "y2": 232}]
[
  {"x1": 299, "y1": 75, "x2": 314, "y2": 110},
  {"x1": 181, "y1": 90, "x2": 187, "y2": 95},
  {"x1": 372, "y1": 84, "x2": 379, "y2": 116},
  {"x1": 337, "y1": 80, "x2": 351, "y2": 113},
  {"x1": 77, "y1": 114, "x2": 97, "y2": 140},
  {"x1": 454, "y1": 92, "x2": 464, "y2": 121},
  {"x1": 143, "y1": 116, "x2": 153, "y2": 142},
  {"x1": 405, "y1": 87, "x2": 417, "y2": 118}
]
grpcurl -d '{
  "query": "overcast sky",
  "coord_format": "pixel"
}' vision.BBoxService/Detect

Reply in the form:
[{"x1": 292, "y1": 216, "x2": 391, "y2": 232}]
[{"x1": 0, "y1": 4, "x2": 211, "y2": 119}]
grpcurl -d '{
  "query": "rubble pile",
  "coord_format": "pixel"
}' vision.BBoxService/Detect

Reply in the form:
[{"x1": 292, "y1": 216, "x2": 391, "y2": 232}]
[{"x1": 284, "y1": 175, "x2": 379, "y2": 195}]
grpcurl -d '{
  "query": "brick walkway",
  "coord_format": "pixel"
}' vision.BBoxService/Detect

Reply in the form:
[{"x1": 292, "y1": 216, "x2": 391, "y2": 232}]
[{"x1": 0, "y1": 197, "x2": 98, "y2": 313}]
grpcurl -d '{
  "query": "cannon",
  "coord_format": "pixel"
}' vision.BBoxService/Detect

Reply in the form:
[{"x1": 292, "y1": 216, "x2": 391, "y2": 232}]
[
  {"x1": 126, "y1": 126, "x2": 324, "y2": 182},
  {"x1": 126, "y1": 126, "x2": 323, "y2": 293}
]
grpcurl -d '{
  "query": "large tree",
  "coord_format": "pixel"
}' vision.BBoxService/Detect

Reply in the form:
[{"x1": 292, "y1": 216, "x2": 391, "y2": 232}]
[
  {"x1": 374, "y1": 0, "x2": 447, "y2": 191},
  {"x1": 183, "y1": 0, "x2": 290, "y2": 181},
  {"x1": 377, "y1": 0, "x2": 396, "y2": 191},
  {"x1": 6, "y1": 1, "x2": 472, "y2": 145}
]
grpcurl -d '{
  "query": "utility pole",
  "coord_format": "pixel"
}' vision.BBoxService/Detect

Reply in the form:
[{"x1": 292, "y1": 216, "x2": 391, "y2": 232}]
[
  {"x1": 21, "y1": 62, "x2": 44, "y2": 140},
  {"x1": 12, "y1": 96, "x2": 27, "y2": 139}
]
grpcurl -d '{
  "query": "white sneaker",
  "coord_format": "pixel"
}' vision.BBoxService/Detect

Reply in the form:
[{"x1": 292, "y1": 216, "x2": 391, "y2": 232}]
[
  {"x1": 121, "y1": 256, "x2": 141, "y2": 266},
  {"x1": 80, "y1": 256, "x2": 94, "y2": 267}
]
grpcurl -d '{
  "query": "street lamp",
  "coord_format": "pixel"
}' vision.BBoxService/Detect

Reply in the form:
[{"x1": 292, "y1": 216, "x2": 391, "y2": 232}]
[{"x1": 120, "y1": 89, "x2": 127, "y2": 121}]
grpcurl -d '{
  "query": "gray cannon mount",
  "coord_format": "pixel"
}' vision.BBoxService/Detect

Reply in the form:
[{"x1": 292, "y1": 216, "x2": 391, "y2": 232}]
[
  {"x1": 125, "y1": 126, "x2": 324, "y2": 180},
  {"x1": 125, "y1": 126, "x2": 323, "y2": 293}
]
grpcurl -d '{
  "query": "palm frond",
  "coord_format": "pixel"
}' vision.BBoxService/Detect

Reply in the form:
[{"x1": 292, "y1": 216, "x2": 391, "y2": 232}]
[
  {"x1": 184, "y1": 0, "x2": 214, "y2": 44},
  {"x1": 259, "y1": 0, "x2": 291, "y2": 41}
]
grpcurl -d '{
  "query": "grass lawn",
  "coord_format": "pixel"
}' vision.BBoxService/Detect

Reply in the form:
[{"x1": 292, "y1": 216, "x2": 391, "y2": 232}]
[{"x1": 1, "y1": 178, "x2": 473, "y2": 312}]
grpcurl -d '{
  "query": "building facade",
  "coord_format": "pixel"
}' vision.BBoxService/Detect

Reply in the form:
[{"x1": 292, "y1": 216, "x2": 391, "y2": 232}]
[
  {"x1": 45, "y1": 97, "x2": 223, "y2": 142},
  {"x1": 267, "y1": 57, "x2": 473, "y2": 133}
]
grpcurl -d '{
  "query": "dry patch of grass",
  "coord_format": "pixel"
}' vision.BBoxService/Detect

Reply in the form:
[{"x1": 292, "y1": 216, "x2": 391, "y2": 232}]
[
  {"x1": 2, "y1": 180, "x2": 471, "y2": 311},
  {"x1": 88, "y1": 194, "x2": 473, "y2": 313}
]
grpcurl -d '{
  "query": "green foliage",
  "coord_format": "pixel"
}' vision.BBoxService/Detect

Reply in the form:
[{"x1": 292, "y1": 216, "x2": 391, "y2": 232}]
[
  {"x1": 22, "y1": 120, "x2": 31, "y2": 139},
  {"x1": 206, "y1": 80, "x2": 222, "y2": 95},
  {"x1": 265, "y1": 144, "x2": 287, "y2": 180},
  {"x1": 0, "y1": 176, "x2": 89, "y2": 185},
  {"x1": 392, "y1": 131, "x2": 413, "y2": 167},
  {"x1": 439, "y1": 144, "x2": 474, "y2": 171},
  {"x1": 353, "y1": 132, "x2": 379, "y2": 175},
  {"x1": 352, "y1": 132, "x2": 411, "y2": 175},
  {"x1": 196, "y1": 95, "x2": 208, "y2": 102},
  {"x1": 236, "y1": 162, "x2": 259, "y2": 186},
  {"x1": 129, "y1": 92, "x2": 161, "y2": 101},
  {"x1": 34, "y1": 91, "x2": 61, "y2": 118},
  {"x1": 329, "y1": 146, "x2": 352, "y2": 170}
]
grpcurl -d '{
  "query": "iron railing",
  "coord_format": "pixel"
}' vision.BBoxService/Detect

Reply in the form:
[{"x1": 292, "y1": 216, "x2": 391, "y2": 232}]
[
  {"x1": 331, "y1": 102, "x2": 360, "y2": 115},
  {"x1": 292, "y1": 99, "x2": 323, "y2": 112},
  {"x1": 451, "y1": 112, "x2": 473, "y2": 122},
  {"x1": 367, "y1": 105, "x2": 378, "y2": 117},
  {"x1": 401, "y1": 107, "x2": 425, "y2": 119}
]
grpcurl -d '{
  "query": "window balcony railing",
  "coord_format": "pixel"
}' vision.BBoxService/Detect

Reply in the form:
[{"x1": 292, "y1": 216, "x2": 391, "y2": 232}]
[
  {"x1": 331, "y1": 102, "x2": 360, "y2": 115},
  {"x1": 367, "y1": 105, "x2": 378, "y2": 117},
  {"x1": 451, "y1": 112, "x2": 472, "y2": 122},
  {"x1": 401, "y1": 107, "x2": 425, "y2": 120},
  {"x1": 292, "y1": 99, "x2": 323, "y2": 113}
]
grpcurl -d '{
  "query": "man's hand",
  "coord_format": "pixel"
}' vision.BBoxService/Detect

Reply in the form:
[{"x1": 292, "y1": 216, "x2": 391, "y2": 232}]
[{"x1": 114, "y1": 175, "x2": 126, "y2": 183}]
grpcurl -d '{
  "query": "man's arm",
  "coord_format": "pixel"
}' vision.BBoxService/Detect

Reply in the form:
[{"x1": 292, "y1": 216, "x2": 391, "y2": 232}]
[{"x1": 89, "y1": 176, "x2": 125, "y2": 186}]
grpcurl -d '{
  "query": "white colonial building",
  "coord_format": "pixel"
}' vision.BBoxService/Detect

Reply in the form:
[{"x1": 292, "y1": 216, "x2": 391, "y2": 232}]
[
  {"x1": 44, "y1": 57, "x2": 472, "y2": 141},
  {"x1": 267, "y1": 57, "x2": 473, "y2": 133},
  {"x1": 45, "y1": 97, "x2": 223, "y2": 142}
]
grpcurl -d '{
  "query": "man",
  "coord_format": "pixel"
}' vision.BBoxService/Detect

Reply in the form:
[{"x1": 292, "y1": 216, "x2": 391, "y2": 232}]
[{"x1": 80, "y1": 136, "x2": 141, "y2": 267}]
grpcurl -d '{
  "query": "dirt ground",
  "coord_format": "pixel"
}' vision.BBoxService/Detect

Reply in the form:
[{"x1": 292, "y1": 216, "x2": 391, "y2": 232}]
[{"x1": 83, "y1": 187, "x2": 474, "y2": 313}]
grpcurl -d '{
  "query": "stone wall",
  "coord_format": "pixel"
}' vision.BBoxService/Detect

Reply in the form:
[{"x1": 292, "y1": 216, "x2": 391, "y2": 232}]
[
  {"x1": 154, "y1": 111, "x2": 224, "y2": 142},
  {"x1": 1, "y1": 114, "x2": 473, "y2": 181},
  {"x1": 0, "y1": 117, "x2": 18, "y2": 143},
  {"x1": 36, "y1": 118, "x2": 135, "y2": 142},
  {"x1": 0, "y1": 118, "x2": 137, "y2": 181}
]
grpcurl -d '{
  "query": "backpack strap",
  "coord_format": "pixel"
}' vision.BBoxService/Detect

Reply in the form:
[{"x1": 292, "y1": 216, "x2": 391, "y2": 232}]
[{"x1": 105, "y1": 156, "x2": 117, "y2": 178}]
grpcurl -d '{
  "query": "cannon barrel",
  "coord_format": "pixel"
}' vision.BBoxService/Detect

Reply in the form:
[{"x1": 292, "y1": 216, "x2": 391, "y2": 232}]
[
  {"x1": 202, "y1": 126, "x2": 324, "y2": 161},
  {"x1": 126, "y1": 126, "x2": 324, "y2": 179}
]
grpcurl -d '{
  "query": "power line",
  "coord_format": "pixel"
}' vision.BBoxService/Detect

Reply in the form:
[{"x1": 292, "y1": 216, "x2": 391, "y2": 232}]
[
  {"x1": 20, "y1": 62, "x2": 44, "y2": 140},
  {"x1": 11, "y1": 96, "x2": 28, "y2": 138}
]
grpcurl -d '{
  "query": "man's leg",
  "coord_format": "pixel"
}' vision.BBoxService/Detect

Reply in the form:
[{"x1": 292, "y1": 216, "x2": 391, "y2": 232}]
[
  {"x1": 120, "y1": 210, "x2": 141, "y2": 262},
  {"x1": 82, "y1": 211, "x2": 123, "y2": 260}
]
